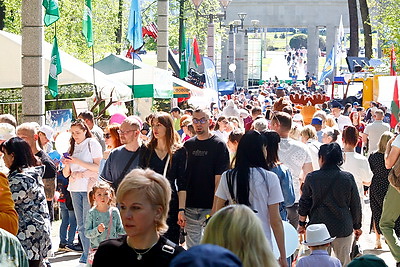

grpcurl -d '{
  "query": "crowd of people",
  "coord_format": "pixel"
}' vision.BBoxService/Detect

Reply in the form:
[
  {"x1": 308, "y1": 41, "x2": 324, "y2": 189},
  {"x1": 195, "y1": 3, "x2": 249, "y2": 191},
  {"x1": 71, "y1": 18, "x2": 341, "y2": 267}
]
[{"x1": 0, "y1": 83, "x2": 400, "y2": 267}]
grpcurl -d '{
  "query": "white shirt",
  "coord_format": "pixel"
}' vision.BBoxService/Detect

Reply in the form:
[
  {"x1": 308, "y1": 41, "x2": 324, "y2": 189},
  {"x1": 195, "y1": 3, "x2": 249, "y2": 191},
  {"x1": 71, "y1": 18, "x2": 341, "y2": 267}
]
[
  {"x1": 306, "y1": 139, "x2": 321, "y2": 171},
  {"x1": 68, "y1": 138, "x2": 103, "y2": 192},
  {"x1": 342, "y1": 151, "x2": 373, "y2": 198},
  {"x1": 335, "y1": 115, "x2": 352, "y2": 132},
  {"x1": 278, "y1": 138, "x2": 312, "y2": 202},
  {"x1": 364, "y1": 120, "x2": 390, "y2": 154},
  {"x1": 216, "y1": 167, "x2": 283, "y2": 245}
]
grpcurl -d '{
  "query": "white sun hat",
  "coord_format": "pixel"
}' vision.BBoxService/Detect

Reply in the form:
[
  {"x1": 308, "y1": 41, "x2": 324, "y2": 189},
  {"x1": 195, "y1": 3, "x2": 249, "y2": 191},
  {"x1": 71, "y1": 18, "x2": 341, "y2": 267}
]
[{"x1": 303, "y1": 223, "x2": 336, "y2": 246}]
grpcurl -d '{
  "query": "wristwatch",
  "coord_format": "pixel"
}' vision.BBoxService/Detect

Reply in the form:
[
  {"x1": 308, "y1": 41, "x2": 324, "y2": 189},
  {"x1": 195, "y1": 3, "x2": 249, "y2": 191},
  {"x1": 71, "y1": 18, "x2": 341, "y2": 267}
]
[{"x1": 298, "y1": 220, "x2": 307, "y2": 227}]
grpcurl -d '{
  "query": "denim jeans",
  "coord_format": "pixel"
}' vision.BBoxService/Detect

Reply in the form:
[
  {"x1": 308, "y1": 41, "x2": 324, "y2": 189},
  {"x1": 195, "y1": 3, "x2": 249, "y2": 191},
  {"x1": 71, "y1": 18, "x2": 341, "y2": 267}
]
[
  {"x1": 185, "y1": 208, "x2": 211, "y2": 248},
  {"x1": 59, "y1": 201, "x2": 77, "y2": 246},
  {"x1": 71, "y1": 191, "x2": 90, "y2": 263}
]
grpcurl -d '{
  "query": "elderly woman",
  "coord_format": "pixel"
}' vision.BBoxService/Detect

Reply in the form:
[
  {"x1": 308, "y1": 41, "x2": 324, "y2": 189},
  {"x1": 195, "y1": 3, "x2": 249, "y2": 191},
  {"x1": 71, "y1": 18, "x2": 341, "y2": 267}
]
[
  {"x1": 92, "y1": 168, "x2": 184, "y2": 266},
  {"x1": 1, "y1": 137, "x2": 52, "y2": 267},
  {"x1": 298, "y1": 143, "x2": 362, "y2": 266}
]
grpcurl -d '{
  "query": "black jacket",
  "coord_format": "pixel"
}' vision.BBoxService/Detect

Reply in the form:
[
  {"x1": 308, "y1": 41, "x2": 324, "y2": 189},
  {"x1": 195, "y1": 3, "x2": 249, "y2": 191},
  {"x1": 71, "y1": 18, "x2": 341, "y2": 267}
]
[{"x1": 298, "y1": 165, "x2": 362, "y2": 238}]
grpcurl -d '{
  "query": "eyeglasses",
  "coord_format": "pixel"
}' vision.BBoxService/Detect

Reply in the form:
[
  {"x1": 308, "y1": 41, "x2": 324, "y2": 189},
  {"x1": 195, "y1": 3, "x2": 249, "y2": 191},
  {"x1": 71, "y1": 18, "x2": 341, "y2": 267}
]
[
  {"x1": 103, "y1": 133, "x2": 111, "y2": 139},
  {"x1": 117, "y1": 129, "x2": 134, "y2": 135},
  {"x1": 192, "y1": 118, "x2": 208, "y2": 124}
]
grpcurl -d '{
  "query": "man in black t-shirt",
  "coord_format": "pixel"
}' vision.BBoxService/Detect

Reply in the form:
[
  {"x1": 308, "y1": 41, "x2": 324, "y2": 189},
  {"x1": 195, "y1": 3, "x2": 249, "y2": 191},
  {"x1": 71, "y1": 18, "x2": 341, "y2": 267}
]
[
  {"x1": 17, "y1": 123, "x2": 57, "y2": 221},
  {"x1": 182, "y1": 109, "x2": 229, "y2": 248}
]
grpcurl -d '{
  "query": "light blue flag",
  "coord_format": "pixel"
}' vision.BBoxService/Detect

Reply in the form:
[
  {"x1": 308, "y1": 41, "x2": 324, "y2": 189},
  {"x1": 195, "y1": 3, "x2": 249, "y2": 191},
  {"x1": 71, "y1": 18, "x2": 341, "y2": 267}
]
[
  {"x1": 319, "y1": 46, "x2": 335, "y2": 85},
  {"x1": 127, "y1": 0, "x2": 143, "y2": 50}
]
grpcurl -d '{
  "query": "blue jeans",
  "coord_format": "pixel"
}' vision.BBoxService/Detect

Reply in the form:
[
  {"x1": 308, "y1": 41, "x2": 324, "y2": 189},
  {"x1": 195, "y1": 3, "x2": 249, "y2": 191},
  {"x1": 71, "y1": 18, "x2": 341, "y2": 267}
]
[
  {"x1": 59, "y1": 201, "x2": 77, "y2": 246},
  {"x1": 71, "y1": 191, "x2": 90, "y2": 263},
  {"x1": 185, "y1": 208, "x2": 211, "y2": 248}
]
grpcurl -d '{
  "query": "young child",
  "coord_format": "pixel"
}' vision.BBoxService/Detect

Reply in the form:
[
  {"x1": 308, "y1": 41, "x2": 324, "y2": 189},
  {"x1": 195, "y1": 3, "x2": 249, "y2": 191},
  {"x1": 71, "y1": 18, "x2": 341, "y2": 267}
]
[
  {"x1": 85, "y1": 181, "x2": 125, "y2": 266},
  {"x1": 296, "y1": 223, "x2": 342, "y2": 267}
]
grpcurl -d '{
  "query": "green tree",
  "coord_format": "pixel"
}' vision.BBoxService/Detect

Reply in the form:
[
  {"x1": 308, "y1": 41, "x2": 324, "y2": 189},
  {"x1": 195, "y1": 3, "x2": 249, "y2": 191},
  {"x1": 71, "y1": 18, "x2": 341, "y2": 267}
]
[
  {"x1": 347, "y1": 0, "x2": 359, "y2": 57},
  {"x1": 289, "y1": 34, "x2": 307, "y2": 49},
  {"x1": 359, "y1": 0, "x2": 372, "y2": 59}
]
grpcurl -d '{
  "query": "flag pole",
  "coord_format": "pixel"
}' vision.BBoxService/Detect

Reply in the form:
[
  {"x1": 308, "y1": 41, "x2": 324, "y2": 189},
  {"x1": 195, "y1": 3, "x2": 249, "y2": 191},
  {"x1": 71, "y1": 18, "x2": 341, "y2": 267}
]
[
  {"x1": 132, "y1": 12, "x2": 135, "y2": 115},
  {"x1": 54, "y1": 22, "x2": 59, "y2": 108},
  {"x1": 91, "y1": 45, "x2": 99, "y2": 100}
]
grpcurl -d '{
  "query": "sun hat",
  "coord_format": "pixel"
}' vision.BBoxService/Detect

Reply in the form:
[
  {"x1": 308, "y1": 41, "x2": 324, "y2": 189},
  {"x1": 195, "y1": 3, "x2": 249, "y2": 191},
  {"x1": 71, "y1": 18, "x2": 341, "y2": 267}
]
[
  {"x1": 303, "y1": 224, "x2": 336, "y2": 246},
  {"x1": 0, "y1": 123, "x2": 16, "y2": 141},
  {"x1": 38, "y1": 125, "x2": 54, "y2": 142}
]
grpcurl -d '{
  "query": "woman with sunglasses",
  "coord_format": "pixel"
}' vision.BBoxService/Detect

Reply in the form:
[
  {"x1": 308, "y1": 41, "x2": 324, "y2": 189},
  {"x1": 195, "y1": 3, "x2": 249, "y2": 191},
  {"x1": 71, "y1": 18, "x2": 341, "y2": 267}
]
[
  {"x1": 214, "y1": 130, "x2": 287, "y2": 267},
  {"x1": 103, "y1": 123, "x2": 122, "y2": 160},
  {"x1": 139, "y1": 112, "x2": 187, "y2": 244},
  {"x1": 62, "y1": 119, "x2": 103, "y2": 264}
]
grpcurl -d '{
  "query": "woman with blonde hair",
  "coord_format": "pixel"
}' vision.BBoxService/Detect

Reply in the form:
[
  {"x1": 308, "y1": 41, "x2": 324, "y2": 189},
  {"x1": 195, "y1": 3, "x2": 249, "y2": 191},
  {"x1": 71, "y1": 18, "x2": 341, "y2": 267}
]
[
  {"x1": 300, "y1": 125, "x2": 321, "y2": 170},
  {"x1": 202, "y1": 205, "x2": 279, "y2": 267},
  {"x1": 368, "y1": 131, "x2": 400, "y2": 249},
  {"x1": 92, "y1": 168, "x2": 185, "y2": 266}
]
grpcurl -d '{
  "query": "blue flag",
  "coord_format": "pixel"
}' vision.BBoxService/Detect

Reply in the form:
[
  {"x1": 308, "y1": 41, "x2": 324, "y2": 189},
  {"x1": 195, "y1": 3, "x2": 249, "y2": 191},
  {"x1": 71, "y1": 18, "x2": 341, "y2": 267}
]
[
  {"x1": 319, "y1": 46, "x2": 335, "y2": 85},
  {"x1": 127, "y1": 0, "x2": 143, "y2": 50}
]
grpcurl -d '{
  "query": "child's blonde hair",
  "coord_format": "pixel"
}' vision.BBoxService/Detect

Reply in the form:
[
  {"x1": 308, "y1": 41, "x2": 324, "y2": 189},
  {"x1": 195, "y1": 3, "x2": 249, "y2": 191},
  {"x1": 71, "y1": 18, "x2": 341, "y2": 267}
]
[{"x1": 89, "y1": 181, "x2": 115, "y2": 207}]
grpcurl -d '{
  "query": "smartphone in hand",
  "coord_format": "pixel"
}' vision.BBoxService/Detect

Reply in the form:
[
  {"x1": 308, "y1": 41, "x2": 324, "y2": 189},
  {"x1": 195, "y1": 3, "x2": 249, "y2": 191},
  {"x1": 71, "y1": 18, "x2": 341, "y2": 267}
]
[{"x1": 63, "y1": 152, "x2": 71, "y2": 159}]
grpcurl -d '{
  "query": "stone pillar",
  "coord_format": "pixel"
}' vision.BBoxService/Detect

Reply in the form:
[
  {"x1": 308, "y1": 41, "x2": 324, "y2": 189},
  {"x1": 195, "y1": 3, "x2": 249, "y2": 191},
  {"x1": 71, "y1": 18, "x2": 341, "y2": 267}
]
[
  {"x1": 235, "y1": 31, "x2": 244, "y2": 87},
  {"x1": 21, "y1": 0, "x2": 44, "y2": 124},
  {"x1": 220, "y1": 29, "x2": 228, "y2": 80},
  {"x1": 207, "y1": 19, "x2": 215, "y2": 62},
  {"x1": 307, "y1": 25, "x2": 319, "y2": 78},
  {"x1": 157, "y1": 0, "x2": 168, "y2": 70},
  {"x1": 228, "y1": 26, "x2": 235, "y2": 81},
  {"x1": 243, "y1": 30, "x2": 248, "y2": 89}
]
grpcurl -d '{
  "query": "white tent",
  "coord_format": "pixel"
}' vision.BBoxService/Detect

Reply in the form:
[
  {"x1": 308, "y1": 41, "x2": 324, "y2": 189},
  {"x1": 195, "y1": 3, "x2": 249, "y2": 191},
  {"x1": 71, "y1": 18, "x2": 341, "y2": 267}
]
[{"x1": 0, "y1": 30, "x2": 132, "y2": 100}]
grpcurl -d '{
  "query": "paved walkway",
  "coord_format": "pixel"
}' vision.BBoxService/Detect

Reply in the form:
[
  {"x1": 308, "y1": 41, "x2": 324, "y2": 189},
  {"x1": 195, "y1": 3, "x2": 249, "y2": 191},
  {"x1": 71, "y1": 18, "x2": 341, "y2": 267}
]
[{"x1": 48, "y1": 197, "x2": 397, "y2": 266}]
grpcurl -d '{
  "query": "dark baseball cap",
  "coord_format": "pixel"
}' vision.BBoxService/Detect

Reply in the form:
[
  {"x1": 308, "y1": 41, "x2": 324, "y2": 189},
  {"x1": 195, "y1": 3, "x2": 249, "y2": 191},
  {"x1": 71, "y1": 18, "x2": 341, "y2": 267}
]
[{"x1": 311, "y1": 117, "x2": 323, "y2": 125}]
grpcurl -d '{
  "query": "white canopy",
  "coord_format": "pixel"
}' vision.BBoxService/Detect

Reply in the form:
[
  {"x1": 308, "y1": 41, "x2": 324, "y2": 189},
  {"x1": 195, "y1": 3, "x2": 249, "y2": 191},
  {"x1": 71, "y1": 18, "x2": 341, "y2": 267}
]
[{"x1": 0, "y1": 30, "x2": 132, "y2": 101}]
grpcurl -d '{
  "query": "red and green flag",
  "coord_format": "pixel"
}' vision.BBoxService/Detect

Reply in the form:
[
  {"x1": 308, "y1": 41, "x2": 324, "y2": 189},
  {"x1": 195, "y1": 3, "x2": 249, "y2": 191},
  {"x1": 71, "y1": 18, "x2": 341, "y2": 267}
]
[
  {"x1": 391, "y1": 78, "x2": 399, "y2": 129},
  {"x1": 192, "y1": 38, "x2": 202, "y2": 67}
]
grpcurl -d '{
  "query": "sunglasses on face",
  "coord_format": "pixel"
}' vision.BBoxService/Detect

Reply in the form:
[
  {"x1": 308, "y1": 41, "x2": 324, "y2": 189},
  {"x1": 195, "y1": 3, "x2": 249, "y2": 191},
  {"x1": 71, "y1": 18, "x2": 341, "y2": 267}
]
[
  {"x1": 192, "y1": 118, "x2": 208, "y2": 124},
  {"x1": 104, "y1": 133, "x2": 111, "y2": 139}
]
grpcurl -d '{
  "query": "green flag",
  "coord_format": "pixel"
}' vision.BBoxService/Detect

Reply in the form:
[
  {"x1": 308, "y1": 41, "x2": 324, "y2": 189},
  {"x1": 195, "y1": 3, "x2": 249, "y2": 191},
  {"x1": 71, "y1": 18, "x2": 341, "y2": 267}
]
[
  {"x1": 42, "y1": 0, "x2": 60, "y2": 26},
  {"x1": 48, "y1": 36, "x2": 62, "y2": 98},
  {"x1": 82, "y1": 0, "x2": 93, "y2": 47},
  {"x1": 179, "y1": 22, "x2": 187, "y2": 79}
]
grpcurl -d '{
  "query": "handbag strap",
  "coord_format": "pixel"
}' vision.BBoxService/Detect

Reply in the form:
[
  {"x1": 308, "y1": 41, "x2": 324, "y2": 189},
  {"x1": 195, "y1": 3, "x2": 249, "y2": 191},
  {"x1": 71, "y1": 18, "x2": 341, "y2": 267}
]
[
  {"x1": 115, "y1": 149, "x2": 140, "y2": 188},
  {"x1": 163, "y1": 154, "x2": 171, "y2": 177},
  {"x1": 106, "y1": 207, "x2": 113, "y2": 239}
]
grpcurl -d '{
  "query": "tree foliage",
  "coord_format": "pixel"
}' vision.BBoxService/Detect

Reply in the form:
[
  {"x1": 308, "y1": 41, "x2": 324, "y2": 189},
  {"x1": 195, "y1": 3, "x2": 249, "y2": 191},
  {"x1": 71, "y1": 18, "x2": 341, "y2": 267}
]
[
  {"x1": 2, "y1": 0, "x2": 224, "y2": 63},
  {"x1": 369, "y1": 0, "x2": 400, "y2": 54}
]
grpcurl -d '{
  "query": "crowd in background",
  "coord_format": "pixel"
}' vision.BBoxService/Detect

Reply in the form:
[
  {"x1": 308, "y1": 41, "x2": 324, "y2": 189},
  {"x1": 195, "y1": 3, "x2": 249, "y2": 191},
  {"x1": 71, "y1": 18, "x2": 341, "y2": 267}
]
[{"x1": 0, "y1": 81, "x2": 400, "y2": 267}]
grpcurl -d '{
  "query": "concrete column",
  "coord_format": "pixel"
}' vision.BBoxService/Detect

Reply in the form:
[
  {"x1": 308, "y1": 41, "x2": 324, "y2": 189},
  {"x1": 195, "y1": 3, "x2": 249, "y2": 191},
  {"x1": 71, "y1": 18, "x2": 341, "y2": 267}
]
[
  {"x1": 220, "y1": 29, "x2": 229, "y2": 80},
  {"x1": 228, "y1": 26, "x2": 235, "y2": 81},
  {"x1": 157, "y1": 0, "x2": 168, "y2": 70},
  {"x1": 21, "y1": 0, "x2": 44, "y2": 124},
  {"x1": 243, "y1": 31, "x2": 248, "y2": 89},
  {"x1": 207, "y1": 21, "x2": 215, "y2": 62},
  {"x1": 235, "y1": 31, "x2": 244, "y2": 87},
  {"x1": 307, "y1": 25, "x2": 319, "y2": 78}
]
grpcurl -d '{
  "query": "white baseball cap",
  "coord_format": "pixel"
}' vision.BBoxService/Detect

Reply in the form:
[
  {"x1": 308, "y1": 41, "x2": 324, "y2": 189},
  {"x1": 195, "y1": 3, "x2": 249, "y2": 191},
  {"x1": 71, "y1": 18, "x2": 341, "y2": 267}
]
[{"x1": 39, "y1": 125, "x2": 54, "y2": 142}]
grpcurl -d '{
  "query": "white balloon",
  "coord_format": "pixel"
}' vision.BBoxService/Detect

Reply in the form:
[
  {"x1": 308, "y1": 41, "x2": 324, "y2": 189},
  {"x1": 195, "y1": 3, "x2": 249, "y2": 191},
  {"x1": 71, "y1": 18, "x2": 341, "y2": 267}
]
[
  {"x1": 271, "y1": 220, "x2": 299, "y2": 259},
  {"x1": 55, "y1": 131, "x2": 71, "y2": 154},
  {"x1": 229, "y1": 63, "x2": 237, "y2": 72}
]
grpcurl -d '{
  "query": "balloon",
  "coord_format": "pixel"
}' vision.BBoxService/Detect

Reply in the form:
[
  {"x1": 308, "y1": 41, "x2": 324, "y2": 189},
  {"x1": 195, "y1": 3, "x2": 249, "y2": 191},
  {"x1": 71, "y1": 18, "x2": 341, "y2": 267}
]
[
  {"x1": 271, "y1": 220, "x2": 299, "y2": 259},
  {"x1": 109, "y1": 113, "x2": 127, "y2": 125},
  {"x1": 55, "y1": 131, "x2": 71, "y2": 154},
  {"x1": 229, "y1": 63, "x2": 237, "y2": 72}
]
